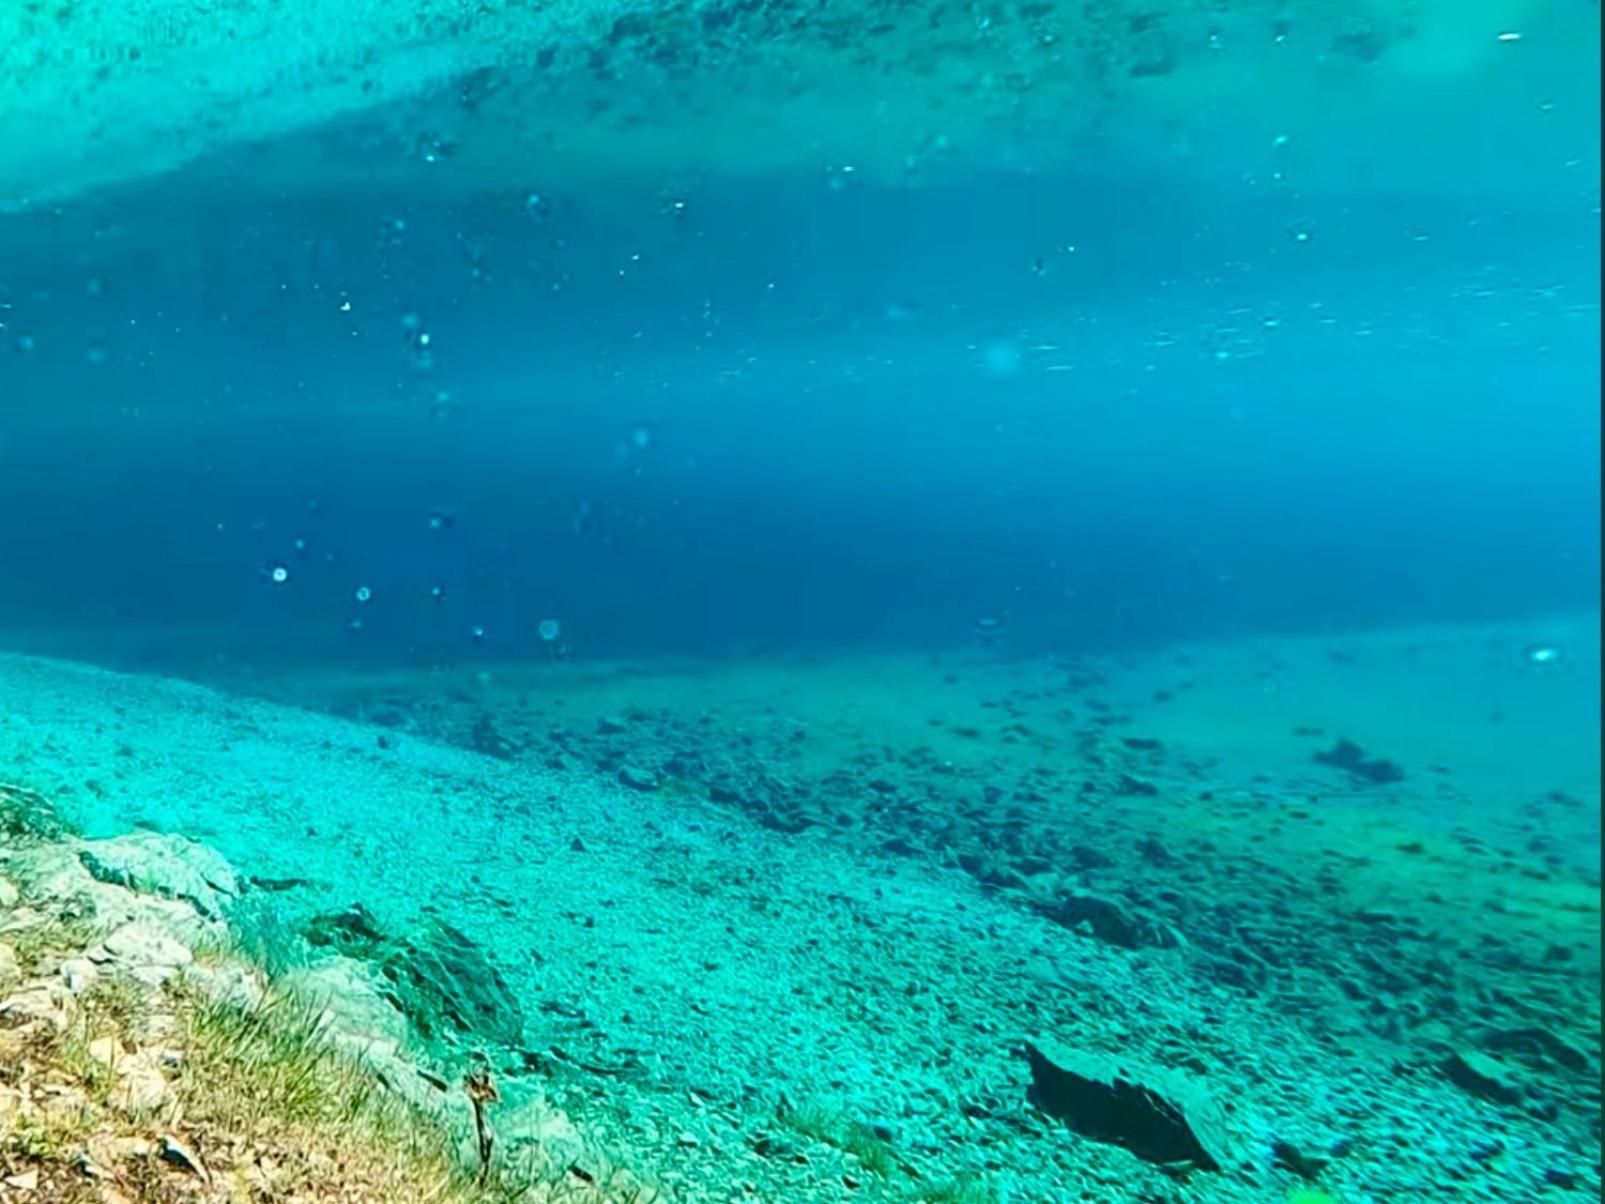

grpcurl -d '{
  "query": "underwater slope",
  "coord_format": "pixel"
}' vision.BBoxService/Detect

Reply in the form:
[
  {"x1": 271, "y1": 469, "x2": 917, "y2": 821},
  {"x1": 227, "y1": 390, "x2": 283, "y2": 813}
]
[
  {"x1": 0, "y1": 626, "x2": 1597, "y2": 1201},
  {"x1": 1, "y1": 0, "x2": 1595, "y2": 207}
]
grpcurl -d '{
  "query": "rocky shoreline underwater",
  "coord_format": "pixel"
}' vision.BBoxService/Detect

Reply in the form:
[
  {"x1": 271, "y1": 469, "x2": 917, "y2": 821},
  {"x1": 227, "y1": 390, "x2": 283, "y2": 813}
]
[{"x1": 0, "y1": 623, "x2": 1599, "y2": 1202}]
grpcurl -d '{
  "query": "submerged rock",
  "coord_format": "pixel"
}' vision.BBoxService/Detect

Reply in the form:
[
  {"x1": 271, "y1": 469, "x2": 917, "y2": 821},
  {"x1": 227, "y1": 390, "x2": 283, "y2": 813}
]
[
  {"x1": 1480, "y1": 1026, "x2": 1593, "y2": 1075},
  {"x1": 617, "y1": 765, "x2": 659, "y2": 792},
  {"x1": 470, "y1": 713, "x2": 519, "y2": 760},
  {"x1": 304, "y1": 906, "x2": 524, "y2": 1048},
  {"x1": 1442, "y1": 1048, "x2": 1523, "y2": 1105},
  {"x1": 79, "y1": 832, "x2": 239, "y2": 920},
  {"x1": 1021, "y1": 1042, "x2": 1225, "y2": 1171},
  {"x1": 1034, "y1": 892, "x2": 1180, "y2": 950},
  {"x1": 1314, "y1": 739, "x2": 1404, "y2": 785}
]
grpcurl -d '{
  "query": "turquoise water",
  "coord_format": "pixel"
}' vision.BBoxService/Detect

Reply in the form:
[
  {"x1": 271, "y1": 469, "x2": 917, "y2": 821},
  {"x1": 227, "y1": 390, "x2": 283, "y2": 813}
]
[{"x1": 1, "y1": 3, "x2": 1600, "y2": 1201}]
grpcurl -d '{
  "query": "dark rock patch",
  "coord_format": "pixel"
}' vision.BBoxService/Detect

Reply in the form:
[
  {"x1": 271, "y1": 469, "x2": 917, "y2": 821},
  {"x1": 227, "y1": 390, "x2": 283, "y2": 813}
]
[
  {"x1": 617, "y1": 765, "x2": 659, "y2": 792},
  {"x1": 1022, "y1": 1042, "x2": 1224, "y2": 1171},
  {"x1": 1480, "y1": 1027, "x2": 1592, "y2": 1075},
  {"x1": 1442, "y1": 1048, "x2": 1522, "y2": 1105},
  {"x1": 1314, "y1": 739, "x2": 1404, "y2": 785},
  {"x1": 470, "y1": 713, "x2": 519, "y2": 760},
  {"x1": 304, "y1": 905, "x2": 524, "y2": 1047},
  {"x1": 1034, "y1": 893, "x2": 1180, "y2": 950},
  {"x1": 1113, "y1": 773, "x2": 1159, "y2": 797}
]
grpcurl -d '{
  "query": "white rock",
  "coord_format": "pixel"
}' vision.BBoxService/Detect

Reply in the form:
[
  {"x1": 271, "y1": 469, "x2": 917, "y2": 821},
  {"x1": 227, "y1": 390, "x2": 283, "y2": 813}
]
[
  {"x1": 60, "y1": 957, "x2": 99, "y2": 994},
  {"x1": 0, "y1": 906, "x2": 45, "y2": 934},
  {"x1": 79, "y1": 833, "x2": 239, "y2": 919},
  {"x1": 97, "y1": 922, "x2": 194, "y2": 986}
]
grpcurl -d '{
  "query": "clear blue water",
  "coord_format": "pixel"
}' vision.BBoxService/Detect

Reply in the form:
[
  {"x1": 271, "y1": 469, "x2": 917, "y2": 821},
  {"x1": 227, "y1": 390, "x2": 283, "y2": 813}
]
[
  {"x1": 0, "y1": 5, "x2": 1600, "y2": 1201},
  {"x1": 2, "y1": 176, "x2": 1597, "y2": 668}
]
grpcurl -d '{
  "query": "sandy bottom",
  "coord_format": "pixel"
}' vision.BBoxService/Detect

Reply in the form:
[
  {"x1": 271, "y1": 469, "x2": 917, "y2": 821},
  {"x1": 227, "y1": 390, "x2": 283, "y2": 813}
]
[{"x1": 1, "y1": 612, "x2": 1598, "y2": 1201}]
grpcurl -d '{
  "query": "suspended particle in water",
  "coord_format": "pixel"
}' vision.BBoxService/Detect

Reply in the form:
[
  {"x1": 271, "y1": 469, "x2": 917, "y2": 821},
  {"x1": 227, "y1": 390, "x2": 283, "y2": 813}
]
[
  {"x1": 266, "y1": 564, "x2": 290, "y2": 585},
  {"x1": 632, "y1": 426, "x2": 653, "y2": 450},
  {"x1": 355, "y1": 586, "x2": 372, "y2": 603},
  {"x1": 427, "y1": 508, "x2": 456, "y2": 532},
  {"x1": 1524, "y1": 644, "x2": 1561, "y2": 665},
  {"x1": 982, "y1": 341, "x2": 1023, "y2": 377},
  {"x1": 471, "y1": 625, "x2": 487, "y2": 642},
  {"x1": 538, "y1": 619, "x2": 562, "y2": 642},
  {"x1": 430, "y1": 585, "x2": 446, "y2": 602}
]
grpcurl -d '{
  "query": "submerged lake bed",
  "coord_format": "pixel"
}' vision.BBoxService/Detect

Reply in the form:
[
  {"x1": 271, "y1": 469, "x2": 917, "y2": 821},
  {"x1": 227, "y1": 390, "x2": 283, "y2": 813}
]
[{"x1": 0, "y1": 1, "x2": 1599, "y2": 1200}]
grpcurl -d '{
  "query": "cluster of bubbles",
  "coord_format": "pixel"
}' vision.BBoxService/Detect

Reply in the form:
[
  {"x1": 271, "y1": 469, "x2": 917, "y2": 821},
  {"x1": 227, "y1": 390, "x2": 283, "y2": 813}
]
[{"x1": 256, "y1": 513, "x2": 564, "y2": 652}]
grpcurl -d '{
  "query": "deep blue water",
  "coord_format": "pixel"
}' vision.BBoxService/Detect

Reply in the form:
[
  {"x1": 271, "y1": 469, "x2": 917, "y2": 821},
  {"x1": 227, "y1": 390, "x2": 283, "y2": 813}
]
[{"x1": 1, "y1": 168, "x2": 1597, "y2": 674}]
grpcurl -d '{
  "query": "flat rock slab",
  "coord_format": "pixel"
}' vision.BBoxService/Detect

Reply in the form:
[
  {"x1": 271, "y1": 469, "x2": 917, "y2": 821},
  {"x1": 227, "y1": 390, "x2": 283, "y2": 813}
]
[
  {"x1": 1023, "y1": 1041, "x2": 1227, "y2": 1171},
  {"x1": 1033, "y1": 892, "x2": 1181, "y2": 951},
  {"x1": 93, "y1": 921, "x2": 196, "y2": 986},
  {"x1": 80, "y1": 832, "x2": 239, "y2": 919}
]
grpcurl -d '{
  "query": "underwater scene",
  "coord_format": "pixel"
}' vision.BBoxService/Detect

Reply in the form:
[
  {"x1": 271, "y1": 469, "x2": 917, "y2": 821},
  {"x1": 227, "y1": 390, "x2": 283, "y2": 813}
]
[{"x1": 0, "y1": 2, "x2": 1600, "y2": 1202}]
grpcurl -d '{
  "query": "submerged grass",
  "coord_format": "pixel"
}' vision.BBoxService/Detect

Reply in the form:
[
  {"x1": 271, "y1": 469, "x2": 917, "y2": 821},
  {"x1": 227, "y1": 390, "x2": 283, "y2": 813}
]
[{"x1": 0, "y1": 914, "x2": 653, "y2": 1203}]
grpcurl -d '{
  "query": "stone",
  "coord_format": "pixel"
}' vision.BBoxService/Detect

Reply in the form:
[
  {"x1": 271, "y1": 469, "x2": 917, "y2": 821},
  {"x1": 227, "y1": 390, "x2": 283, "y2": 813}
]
[
  {"x1": 108, "y1": 1136, "x2": 154, "y2": 1160},
  {"x1": 1442, "y1": 1048, "x2": 1522, "y2": 1105},
  {"x1": 96, "y1": 922, "x2": 195, "y2": 986},
  {"x1": 305, "y1": 907, "x2": 523, "y2": 1046},
  {"x1": 159, "y1": 1135, "x2": 208, "y2": 1180},
  {"x1": 60, "y1": 956, "x2": 100, "y2": 994},
  {"x1": 0, "y1": 906, "x2": 46, "y2": 934},
  {"x1": 0, "y1": 942, "x2": 16, "y2": 987},
  {"x1": 80, "y1": 832, "x2": 239, "y2": 919},
  {"x1": 1021, "y1": 1041, "x2": 1226, "y2": 1171},
  {"x1": 1480, "y1": 1026, "x2": 1592, "y2": 1074},
  {"x1": 1272, "y1": 1138, "x2": 1330, "y2": 1180},
  {"x1": 1034, "y1": 893, "x2": 1180, "y2": 950},
  {"x1": 0, "y1": 876, "x2": 18, "y2": 908},
  {"x1": 618, "y1": 765, "x2": 659, "y2": 792},
  {"x1": 470, "y1": 713, "x2": 518, "y2": 760},
  {"x1": 187, "y1": 960, "x2": 264, "y2": 1009},
  {"x1": 0, "y1": 982, "x2": 75, "y2": 1031},
  {"x1": 1314, "y1": 739, "x2": 1404, "y2": 785},
  {"x1": 304, "y1": 902, "x2": 388, "y2": 953},
  {"x1": 115, "y1": 1050, "x2": 173, "y2": 1109}
]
